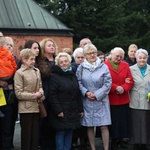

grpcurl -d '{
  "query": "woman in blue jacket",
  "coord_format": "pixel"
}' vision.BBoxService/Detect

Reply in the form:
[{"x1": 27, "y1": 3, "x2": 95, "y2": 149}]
[{"x1": 76, "y1": 43, "x2": 112, "y2": 150}]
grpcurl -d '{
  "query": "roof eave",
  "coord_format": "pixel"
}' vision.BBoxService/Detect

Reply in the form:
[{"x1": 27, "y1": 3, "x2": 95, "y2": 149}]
[{"x1": 0, "y1": 28, "x2": 74, "y2": 37}]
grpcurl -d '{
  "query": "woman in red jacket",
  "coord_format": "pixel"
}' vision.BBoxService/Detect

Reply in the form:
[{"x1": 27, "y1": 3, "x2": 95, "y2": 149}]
[{"x1": 105, "y1": 47, "x2": 133, "y2": 150}]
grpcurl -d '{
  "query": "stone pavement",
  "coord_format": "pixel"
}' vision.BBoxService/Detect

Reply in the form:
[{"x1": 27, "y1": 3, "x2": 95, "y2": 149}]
[
  {"x1": 13, "y1": 124, "x2": 133, "y2": 150},
  {"x1": 13, "y1": 124, "x2": 21, "y2": 150}
]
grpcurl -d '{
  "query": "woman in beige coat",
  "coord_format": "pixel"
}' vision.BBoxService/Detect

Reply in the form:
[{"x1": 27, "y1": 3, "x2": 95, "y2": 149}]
[{"x1": 14, "y1": 49, "x2": 44, "y2": 150}]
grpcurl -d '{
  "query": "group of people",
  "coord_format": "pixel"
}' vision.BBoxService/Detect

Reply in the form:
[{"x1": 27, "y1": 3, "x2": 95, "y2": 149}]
[{"x1": 0, "y1": 33, "x2": 150, "y2": 150}]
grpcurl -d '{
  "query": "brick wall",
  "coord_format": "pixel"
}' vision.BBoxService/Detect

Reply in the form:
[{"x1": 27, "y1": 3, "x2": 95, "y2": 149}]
[{"x1": 6, "y1": 35, "x2": 73, "y2": 59}]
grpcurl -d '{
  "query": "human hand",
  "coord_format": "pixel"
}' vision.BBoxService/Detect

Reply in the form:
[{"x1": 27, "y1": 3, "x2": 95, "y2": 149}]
[
  {"x1": 34, "y1": 92, "x2": 42, "y2": 98},
  {"x1": 58, "y1": 112, "x2": 64, "y2": 118},
  {"x1": 116, "y1": 86, "x2": 124, "y2": 94},
  {"x1": 0, "y1": 80, "x2": 8, "y2": 87},
  {"x1": 79, "y1": 112, "x2": 84, "y2": 117},
  {"x1": 40, "y1": 95, "x2": 45, "y2": 101},
  {"x1": 125, "y1": 78, "x2": 130, "y2": 83},
  {"x1": 86, "y1": 92, "x2": 96, "y2": 100}
]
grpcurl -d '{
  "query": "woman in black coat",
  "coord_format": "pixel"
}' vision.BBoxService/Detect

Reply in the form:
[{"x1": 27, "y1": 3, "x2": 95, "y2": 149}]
[{"x1": 48, "y1": 52, "x2": 83, "y2": 150}]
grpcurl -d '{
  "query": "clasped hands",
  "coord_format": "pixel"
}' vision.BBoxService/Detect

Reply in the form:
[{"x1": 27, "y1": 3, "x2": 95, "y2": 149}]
[
  {"x1": 86, "y1": 91, "x2": 96, "y2": 100},
  {"x1": 115, "y1": 86, "x2": 124, "y2": 94},
  {"x1": 115, "y1": 78, "x2": 130, "y2": 94}
]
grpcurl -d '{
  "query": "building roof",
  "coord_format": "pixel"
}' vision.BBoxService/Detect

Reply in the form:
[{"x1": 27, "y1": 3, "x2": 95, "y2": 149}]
[{"x1": 0, "y1": 0, "x2": 73, "y2": 36}]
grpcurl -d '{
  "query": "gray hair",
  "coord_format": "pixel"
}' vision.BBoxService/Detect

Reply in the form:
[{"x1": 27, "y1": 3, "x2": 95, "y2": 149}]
[
  {"x1": 73, "y1": 47, "x2": 83, "y2": 58},
  {"x1": 55, "y1": 52, "x2": 72, "y2": 65},
  {"x1": 83, "y1": 43, "x2": 97, "y2": 54},
  {"x1": 135, "y1": 48, "x2": 148, "y2": 58},
  {"x1": 110, "y1": 47, "x2": 125, "y2": 58}
]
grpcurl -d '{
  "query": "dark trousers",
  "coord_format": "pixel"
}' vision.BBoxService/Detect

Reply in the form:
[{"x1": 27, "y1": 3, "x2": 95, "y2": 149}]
[
  {"x1": 20, "y1": 113, "x2": 39, "y2": 150},
  {"x1": 0, "y1": 104, "x2": 13, "y2": 150},
  {"x1": 40, "y1": 117, "x2": 56, "y2": 150}
]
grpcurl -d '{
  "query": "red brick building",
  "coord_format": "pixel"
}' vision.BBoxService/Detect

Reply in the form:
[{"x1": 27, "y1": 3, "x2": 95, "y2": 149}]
[{"x1": 0, "y1": 0, "x2": 73, "y2": 58}]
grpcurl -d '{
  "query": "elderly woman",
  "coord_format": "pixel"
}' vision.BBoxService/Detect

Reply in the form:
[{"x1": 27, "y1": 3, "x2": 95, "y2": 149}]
[
  {"x1": 72, "y1": 47, "x2": 84, "y2": 72},
  {"x1": 76, "y1": 43, "x2": 112, "y2": 150},
  {"x1": 14, "y1": 49, "x2": 44, "y2": 150},
  {"x1": 125, "y1": 44, "x2": 138, "y2": 66},
  {"x1": 130, "y1": 49, "x2": 150, "y2": 150},
  {"x1": 48, "y1": 52, "x2": 83, "y2": 150},
  {"x1": 105, "y1": 47, "x2": 134, "y2": 150}
]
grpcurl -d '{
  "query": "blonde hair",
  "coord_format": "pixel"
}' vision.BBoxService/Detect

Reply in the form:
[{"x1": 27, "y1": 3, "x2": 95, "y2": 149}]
[
  {"x1": 40, "y1": 38, "x2": 57, "y2": 58},
  {"x1": 55, "y1": 52, "x2": 72, "y2": 66},
  {"x1": 5, "y1": 37, "x2": 14, "y2": 47},
  {"x1": 62, "y1": 48, "x2": 72, "y2": 55},
  {"x1": 83, "y1": 43, "x2": 97, "y2": 54},
  {"x1": 128, "y1": 44, "x2": 138, "y2": 51},
  {"x1": 20, "y1": 48, "x2": 36, "y2": 60},
  {"x1": 0, "y1": 36, "x2": 6, "y2": 47}
]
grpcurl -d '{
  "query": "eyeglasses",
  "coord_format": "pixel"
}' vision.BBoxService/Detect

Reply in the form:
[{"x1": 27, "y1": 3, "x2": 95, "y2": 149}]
[
  {"x1": 112, "y1": 53, "x2": 123, "y2": 59},
  {"x1": 85, "y1": 51, "x2": 97, "y2": 56}
]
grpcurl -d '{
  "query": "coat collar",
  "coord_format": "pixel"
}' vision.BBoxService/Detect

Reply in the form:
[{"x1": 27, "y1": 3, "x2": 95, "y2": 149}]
[
  {"x1": 105, "y1": 60, "x2": 127, "y2": 74},
  {"x1": 21, "y1": 64, "x2": 38, "y2": 72},
  {"x1": 131, "y1": 64, "x2": 150, "y2": 78}
]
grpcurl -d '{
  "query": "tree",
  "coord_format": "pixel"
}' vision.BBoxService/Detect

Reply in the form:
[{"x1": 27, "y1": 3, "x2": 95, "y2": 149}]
[{"x1": 35, "y1": 0, "x2": 150, "y2": 53}]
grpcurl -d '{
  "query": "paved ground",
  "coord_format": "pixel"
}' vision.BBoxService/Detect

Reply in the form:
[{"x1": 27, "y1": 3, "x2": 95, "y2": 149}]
[
  {"x1": 13, "y1": 124, "x2": 133, "y2": 150},
  {"x1": 13, "y1": 124, "x2": 21, "y2": 150}
]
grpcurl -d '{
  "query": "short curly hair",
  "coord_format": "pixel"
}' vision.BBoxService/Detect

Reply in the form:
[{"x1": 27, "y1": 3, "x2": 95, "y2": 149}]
[
  {"x1": 55, "y1": 52, "x2": 72, "y2": 66},
  {"x1": 135, "y1": 48, "x2": 148, "y2": 59}
]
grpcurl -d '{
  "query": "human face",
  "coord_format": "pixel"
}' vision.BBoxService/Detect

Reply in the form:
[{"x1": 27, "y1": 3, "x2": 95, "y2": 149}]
[
  {"x1": 80, "y1": 39, "x2": 91, "y2": 48},
  {"x1": 45, "y1": 41, "x2": 55, "y2": 55},
  {"x1": 4, "y1": 43, "x2": 13, "y2": 53},
  {"x1": 58, "y1": 56, "x2": 71, "y2": 70},
  {"x1": 23, "y1": 55, "x2": 35, "y2": 68},
  {"x1": 136, "y1": 52, "x2": 147, "y2": 67},
  {"x1": 75, "y1": 52, "x2": 84, "y2": 65},
  {"x1": 111, "y1": 51, "x2": 124, "y2": 64},
  {"x1": 85, "y1": 50, "x2": 97, "y2": 63},
  {"x1": 31, "y1": 43, "x2": 39, "y2": 56},
  {"x1": 128, "y1": 48, "x2": 137, "y2": 60},
  {"x1": 98, "y1": 55, "x2": 105, "y2": 62}
]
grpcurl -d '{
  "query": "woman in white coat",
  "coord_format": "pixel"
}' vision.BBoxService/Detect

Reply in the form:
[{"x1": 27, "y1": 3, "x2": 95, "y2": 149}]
[
  {"x1": 130, "y1": 48, "x2": 150, "y2": 150},
  {"x1": 76, "y1": 43, "x2": 112, "y2": 150}
]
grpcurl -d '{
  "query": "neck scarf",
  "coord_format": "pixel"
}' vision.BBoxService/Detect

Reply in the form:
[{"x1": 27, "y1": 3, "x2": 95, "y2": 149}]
[
  {"x1": 61, "y1": 66, "x2": 72, "y2": 72},
  {"x1": 137, "y1": 64, "x2": 147, "y2": 77},
  {"x1": 83, "y1": 58, "x2": 101, "y2": 72},
  {"x1": 110, "y1": 60, "x2": 118, "y2": 70}
]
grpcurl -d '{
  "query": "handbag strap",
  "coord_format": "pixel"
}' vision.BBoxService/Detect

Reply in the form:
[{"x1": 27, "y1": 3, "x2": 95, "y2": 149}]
[{"x1": 34, "y1": 69, "x2": 41, "y2": 104}]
